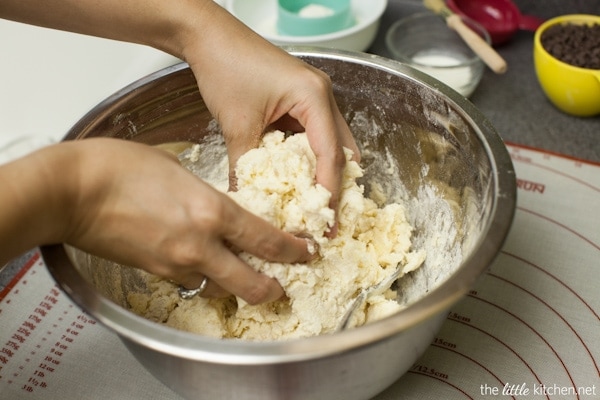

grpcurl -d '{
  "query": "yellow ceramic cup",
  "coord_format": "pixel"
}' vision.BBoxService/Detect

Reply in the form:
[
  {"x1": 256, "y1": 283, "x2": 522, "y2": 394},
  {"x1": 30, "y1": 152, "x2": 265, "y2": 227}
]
[{"x1": 534, "y1": 14, "x2": 600, "y2": 117}]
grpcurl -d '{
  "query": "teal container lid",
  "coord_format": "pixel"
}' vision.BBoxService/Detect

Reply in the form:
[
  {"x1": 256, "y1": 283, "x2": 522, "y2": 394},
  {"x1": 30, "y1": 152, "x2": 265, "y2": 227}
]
[{"x1": 277, "y1": 0, "x2": 355, "y2": 36}]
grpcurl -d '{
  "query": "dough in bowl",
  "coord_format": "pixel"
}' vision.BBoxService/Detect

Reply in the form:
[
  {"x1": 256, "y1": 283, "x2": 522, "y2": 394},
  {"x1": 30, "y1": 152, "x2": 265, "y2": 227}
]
[{"x1": 128, "y1": 131, "x2": 425, "y2": 340}]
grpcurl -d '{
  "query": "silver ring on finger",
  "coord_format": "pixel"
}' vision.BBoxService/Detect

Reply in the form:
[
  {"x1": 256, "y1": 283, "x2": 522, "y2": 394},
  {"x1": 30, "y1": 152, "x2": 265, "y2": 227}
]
[{"x1": 178, "y1": 276, "x2": 209, "y2": 300}]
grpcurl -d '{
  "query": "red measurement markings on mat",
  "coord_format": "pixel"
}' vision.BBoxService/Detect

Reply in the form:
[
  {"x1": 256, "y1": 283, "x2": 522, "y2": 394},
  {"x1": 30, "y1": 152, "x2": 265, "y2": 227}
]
[
  {"x1": 20, "y1": 306, "x2": 96, "y2": 394},
  {"x1": 0, "y1": 257, "x2": 97, "y2": 394},
  {"x1": 509, "y1": 145, "x2": 600, "y2": 192},
  {"x1": 0, "y1": 286, "x2": 60, "y2": 380},
  {"x1": 516, "y1": 179, "x2": 545, "y2": 194}
]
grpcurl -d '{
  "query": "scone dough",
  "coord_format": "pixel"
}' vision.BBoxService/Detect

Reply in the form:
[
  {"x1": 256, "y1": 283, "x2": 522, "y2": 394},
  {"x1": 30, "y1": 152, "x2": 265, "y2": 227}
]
[{"x1": 129, "y1": 131, "x2": 424, "y2": 340}]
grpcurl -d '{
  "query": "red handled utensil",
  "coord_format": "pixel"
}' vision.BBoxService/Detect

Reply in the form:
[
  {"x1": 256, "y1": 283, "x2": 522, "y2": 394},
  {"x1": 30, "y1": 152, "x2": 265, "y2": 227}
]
[{"x1": 446, "y1": 0, "x2": 544, "y2": 45}]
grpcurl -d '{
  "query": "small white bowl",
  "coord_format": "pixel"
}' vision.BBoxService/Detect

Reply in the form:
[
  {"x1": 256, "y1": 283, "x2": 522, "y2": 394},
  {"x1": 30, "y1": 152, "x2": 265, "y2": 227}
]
[{"x1": 225, "y1": 0, "x2": 387, "y2": 51}]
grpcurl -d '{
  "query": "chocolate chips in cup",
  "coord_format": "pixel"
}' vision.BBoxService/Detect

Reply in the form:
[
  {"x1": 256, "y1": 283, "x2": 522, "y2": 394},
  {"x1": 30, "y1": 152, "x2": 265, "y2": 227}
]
[{"x1": 541, "y1": 22, "x2": 600, "y2": 69}]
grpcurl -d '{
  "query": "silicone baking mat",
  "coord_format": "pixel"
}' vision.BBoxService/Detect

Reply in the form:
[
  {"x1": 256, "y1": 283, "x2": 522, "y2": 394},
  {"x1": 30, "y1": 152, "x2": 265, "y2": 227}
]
[{"x1": 1, "y1": 144, "x2": 599, "y2": 399}]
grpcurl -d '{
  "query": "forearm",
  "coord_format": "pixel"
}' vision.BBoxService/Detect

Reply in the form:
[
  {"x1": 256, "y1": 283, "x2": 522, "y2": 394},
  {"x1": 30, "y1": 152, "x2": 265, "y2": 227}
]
[
  {"x1": 0, "y1": 0, "x2": 219, "y2": 60},
  {"x1": 0, "y1": 145, "x2": 79, "y2": 265}
]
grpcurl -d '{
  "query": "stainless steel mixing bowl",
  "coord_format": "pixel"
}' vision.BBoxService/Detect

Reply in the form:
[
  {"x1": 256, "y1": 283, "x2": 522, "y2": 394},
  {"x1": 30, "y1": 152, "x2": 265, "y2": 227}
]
[{"x1": 42, "y1": 48, "x2": 516, "y2": 400}]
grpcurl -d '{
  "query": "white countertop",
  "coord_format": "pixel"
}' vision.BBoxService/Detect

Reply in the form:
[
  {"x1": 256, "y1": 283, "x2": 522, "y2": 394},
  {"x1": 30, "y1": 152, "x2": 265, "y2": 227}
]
[{"x1": 0, "y1": 19, "x2": 180, "y2": 162}]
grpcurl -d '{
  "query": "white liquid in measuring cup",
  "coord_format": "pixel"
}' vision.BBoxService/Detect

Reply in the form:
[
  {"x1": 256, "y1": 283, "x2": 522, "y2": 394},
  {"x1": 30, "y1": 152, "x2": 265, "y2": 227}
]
[
  {"x1": 298, "y1": 4, "x2": 335, "y2": 18},
  {"x1": 411, "y1": 52, "x2": 474, "y2": 97}
]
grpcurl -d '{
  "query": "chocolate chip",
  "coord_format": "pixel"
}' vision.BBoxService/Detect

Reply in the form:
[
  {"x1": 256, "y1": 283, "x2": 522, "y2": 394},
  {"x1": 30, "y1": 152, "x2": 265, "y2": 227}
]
[{"x1": 541, "y1": 22, "x2": 600, "y2": 69}]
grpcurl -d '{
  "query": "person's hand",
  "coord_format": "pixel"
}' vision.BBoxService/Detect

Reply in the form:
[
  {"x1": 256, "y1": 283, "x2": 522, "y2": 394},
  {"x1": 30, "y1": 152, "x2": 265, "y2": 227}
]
[
  {"x1": 1, "y1": 139, "x2": 314, "y2": 304},
  {"x1": 1, "y1": 0, "x2": 359, "y2": 235},
  {"x1": 0, "y1": 0, "x2": 357, "y2": 300},
  {"x1": 181, "y1": 2, "x2": 360, "y2": 234}
]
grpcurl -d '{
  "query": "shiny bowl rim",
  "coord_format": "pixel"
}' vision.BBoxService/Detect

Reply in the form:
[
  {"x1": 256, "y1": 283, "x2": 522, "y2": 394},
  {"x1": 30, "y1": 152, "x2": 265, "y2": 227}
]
[{"x1": 42, "y1": 48, "x2": 516, "y2": 365}]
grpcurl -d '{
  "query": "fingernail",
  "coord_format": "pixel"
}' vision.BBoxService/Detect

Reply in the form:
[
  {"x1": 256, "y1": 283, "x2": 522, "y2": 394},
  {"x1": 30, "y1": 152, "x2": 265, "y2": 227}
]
[
  {"x1": 305, "y1": 237, "x2": 319, "y2": 256},
  {"x1": 294, "y1": 232, "x2": 320, "y2": 260},
  {"x1": 325, "y1": 222, "x2": 338, "y2": 239},
  {"x1": 266, "y1": 281, "x2": 286, "y2": 303}
]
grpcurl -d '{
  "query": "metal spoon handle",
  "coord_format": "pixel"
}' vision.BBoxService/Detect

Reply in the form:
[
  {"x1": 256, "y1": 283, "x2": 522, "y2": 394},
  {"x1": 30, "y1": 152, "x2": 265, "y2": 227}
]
[{"x1": 337, "y1": 265, "x2": 403, "y2": 331}]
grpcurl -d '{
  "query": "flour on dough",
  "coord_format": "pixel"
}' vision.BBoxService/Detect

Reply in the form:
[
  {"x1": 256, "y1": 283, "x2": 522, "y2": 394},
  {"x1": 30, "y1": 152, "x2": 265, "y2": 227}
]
[{"x1": 129, "y1": 131, "x2": 425, "y2": 340}]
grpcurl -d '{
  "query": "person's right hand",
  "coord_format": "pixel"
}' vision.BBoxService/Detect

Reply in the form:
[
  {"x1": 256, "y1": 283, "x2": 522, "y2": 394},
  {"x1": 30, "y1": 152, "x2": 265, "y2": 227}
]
[{"x1": 179, "y1": 1, "x2": 360, "y2": 235}]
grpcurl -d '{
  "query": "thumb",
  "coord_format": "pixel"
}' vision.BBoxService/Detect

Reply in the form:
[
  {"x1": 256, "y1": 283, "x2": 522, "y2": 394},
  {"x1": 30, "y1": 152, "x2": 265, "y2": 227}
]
[{"x1": 223, "y1": 123, "x2": 264, "y2": 192}]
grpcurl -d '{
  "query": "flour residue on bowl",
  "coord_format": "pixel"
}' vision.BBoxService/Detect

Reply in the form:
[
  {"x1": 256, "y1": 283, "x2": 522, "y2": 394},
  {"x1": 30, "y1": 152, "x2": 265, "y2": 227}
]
[
  {"x1": 344, "y1": 103, "x2": 468, "y2": 306},
  {"x1": 127, "y1": 131, "x2": 426, "y2": 340}
]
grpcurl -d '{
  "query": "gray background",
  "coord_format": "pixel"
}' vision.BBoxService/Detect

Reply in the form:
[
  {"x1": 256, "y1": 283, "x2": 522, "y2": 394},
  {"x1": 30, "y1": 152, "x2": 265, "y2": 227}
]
[{"x1": 370, "y1": 0, "x2": 599, "y2": 163}]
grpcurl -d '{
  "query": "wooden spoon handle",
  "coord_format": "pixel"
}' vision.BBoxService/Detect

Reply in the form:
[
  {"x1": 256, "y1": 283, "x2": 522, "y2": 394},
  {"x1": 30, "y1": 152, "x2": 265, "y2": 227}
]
[{"x1": 446, "y1": 14, "x2": 508, "y2": 74}]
